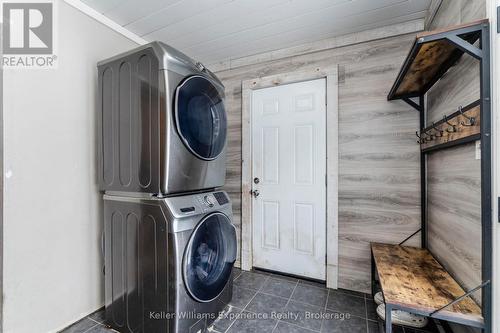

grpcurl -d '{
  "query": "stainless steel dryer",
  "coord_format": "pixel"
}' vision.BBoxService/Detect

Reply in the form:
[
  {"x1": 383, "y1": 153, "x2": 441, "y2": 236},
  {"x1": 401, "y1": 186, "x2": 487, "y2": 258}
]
[
  {"x1": 104, "y1": 190, "x2": 236, "y2": 333},
  {"x1": 97, "y1": 42, "x2": 227, "y2": 195}
]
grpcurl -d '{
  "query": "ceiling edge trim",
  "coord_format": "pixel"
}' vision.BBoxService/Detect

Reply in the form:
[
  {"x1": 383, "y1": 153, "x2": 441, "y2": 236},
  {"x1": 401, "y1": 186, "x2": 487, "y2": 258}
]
[
  {"x1": 208, "y1": 18, "x2": 425, "y2": 73},
  {"x1": 64, "y1": 0, "x2": 147, "y2": 45}
]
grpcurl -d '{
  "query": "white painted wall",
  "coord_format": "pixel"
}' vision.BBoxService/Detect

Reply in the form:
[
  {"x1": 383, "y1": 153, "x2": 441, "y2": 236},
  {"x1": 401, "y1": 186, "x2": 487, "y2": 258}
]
[{"x1": 2, "y1": 2, "x2": 138, "y2": 332}]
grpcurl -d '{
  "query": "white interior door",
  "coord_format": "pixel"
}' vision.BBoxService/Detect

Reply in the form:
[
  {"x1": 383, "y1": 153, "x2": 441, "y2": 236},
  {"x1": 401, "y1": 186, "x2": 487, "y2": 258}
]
[{"x1": 251, "y1": 78, "x2": 326, "y2": 280}]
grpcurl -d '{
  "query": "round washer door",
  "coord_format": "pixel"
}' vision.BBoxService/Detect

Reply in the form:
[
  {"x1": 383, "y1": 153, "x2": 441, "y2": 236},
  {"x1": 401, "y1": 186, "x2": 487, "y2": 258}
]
[
  {"x1": 175, "y1": 76, "x2": 227, "y2": 160},
  {"x1": 183, "y1": 212, "x2": 237, "y2": 302}
]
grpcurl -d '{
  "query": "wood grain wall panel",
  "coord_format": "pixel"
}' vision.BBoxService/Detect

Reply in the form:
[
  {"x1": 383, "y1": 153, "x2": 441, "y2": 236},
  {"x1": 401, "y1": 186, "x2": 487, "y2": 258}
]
[
  {"x1": 338, "y1": 62, "x2": 421, "y2": 291},
  {"x1": 429, "y1": 0, "x2": 485, "y2": 31},
  {"x1": 429, "y1": 0, "x2": 462, "y2": 28},
  {"x1": 427, "y1": 144, "x2": 482, "y2": 303},
  {"x1": 216, "y1": 33, "x2": 421, "y2": 293},
  {"x1": 430, "y1": 0, "x2": 485, "y2": 29},
  {"x1": 427, "y1": 55, "x2": 480, "y2": 124},
  {"x1": 222, "y1": 80, "x2": 244, "y2": 267},
  {"x1": 461, "y1": 0, "x2": 486, "y2": 23},
  {"x1": 424, "y1": 3, "x2": 484, "y2": 332}
]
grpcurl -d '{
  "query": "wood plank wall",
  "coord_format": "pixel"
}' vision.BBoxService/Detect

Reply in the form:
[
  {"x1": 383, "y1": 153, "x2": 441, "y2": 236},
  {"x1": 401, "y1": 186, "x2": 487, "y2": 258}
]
[
  {"x1": 425, "y1": 1, "x2": 485, "y2": 332},
  {"x1": 426, "y1": 0, "x2": 485, "y2": 302},
  {"x1": 215, "y1": 33, "x2": 421, "y2": 293}
]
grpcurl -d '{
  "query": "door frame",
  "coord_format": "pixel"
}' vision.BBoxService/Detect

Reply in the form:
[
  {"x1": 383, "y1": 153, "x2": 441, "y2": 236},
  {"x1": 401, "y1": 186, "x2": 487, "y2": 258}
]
[{"x1": 241, "y1": 66, "x2": 339, "y2": 288}]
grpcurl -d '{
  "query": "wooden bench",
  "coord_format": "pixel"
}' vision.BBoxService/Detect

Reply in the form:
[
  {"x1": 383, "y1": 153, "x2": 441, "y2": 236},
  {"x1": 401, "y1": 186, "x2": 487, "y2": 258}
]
[{"x1": 371, "y1": 243, "x2": 483, "y2": 333}]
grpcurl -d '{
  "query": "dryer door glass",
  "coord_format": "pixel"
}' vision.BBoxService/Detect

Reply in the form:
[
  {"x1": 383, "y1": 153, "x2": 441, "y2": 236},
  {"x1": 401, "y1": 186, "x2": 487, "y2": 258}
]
[
  {"x1": 183, "y1": 212, "x2": 236, "y2": 302},
  {"x1": 175, "y1": 76, "x2": 227, "y2": 160}
]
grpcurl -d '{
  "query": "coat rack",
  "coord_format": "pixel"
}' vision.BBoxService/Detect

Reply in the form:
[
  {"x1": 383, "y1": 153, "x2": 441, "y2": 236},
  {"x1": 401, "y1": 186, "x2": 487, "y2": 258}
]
[
  {"x1": 416, "y1": 100, "x2": 481, "y2": 152},
  {"x1": 383, "y1": 19, "x2": 492, "y2": 333}
]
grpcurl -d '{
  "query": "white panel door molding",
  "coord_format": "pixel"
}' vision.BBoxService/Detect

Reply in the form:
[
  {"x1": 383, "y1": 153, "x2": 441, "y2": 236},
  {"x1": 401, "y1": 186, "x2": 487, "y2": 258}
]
[
  {"x1": 241, "y1": 67, "x2": 338, "y2": 288},
  {"x1": 251, "y1": 78, "x2": 327, "y2": 280}
]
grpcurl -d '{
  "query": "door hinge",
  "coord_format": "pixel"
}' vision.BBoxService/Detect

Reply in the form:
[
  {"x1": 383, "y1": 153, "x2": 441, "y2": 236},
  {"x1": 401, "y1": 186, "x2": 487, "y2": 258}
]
[
  {"x1": 498, "y1": 197, "x2": 500, "y2": 223},
  {"x1": 498, "y1": 6, "x2": 500, "y2": 33}
]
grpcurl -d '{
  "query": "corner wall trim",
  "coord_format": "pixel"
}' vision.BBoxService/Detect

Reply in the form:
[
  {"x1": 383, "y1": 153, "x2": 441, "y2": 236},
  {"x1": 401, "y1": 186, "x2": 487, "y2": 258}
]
[
  {"x1": 425, "y1": 0, "x2": 443, "y2": 29},
  {"x1": 63, "y1": 0, "x2": 147, "y2": 45}
]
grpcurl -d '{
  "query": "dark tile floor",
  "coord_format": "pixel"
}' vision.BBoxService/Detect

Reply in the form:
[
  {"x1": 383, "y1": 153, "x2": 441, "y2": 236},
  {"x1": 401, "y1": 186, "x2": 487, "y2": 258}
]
[{"x1": 60, "y1": 269, "x2": 434, "y2": 333}]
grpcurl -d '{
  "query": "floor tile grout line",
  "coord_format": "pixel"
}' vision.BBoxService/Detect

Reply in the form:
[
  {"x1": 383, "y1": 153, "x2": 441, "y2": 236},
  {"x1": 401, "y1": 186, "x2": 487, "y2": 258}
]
[
  {"x1": 260, "y1": 274, "x2": 271, "y2": 291},
  {"x1": 285, "y1": 280, "x2": 299, "y2": 307},
  {"x1": 365, "y1": 298, "x2": 370, "y2": 333},
  {"x1": 237, "y1": 285, "x2": 328, "y2": 310},
  {"x1": 88, "y1": 317, "x2": 104, "y2": 325},
  {"x1": 271, "y1": 319, "x2": 280, "y2": 332},
  {"x1": 271, "y1": 277, "x2": 295, "y2": 332},
  {"x1": 223, "y1": 314, "x2": 238, "y2": 333},
  {"x1": 271, "y1": 277, "x2": 296, "y2": 333},
  {"x1": 319, "y1": 289, "x2": 331, "y2": 332},
  {"x1": 256, "y1": 289, "x2": 294, "y2": 302},
  {"x1": 225, "y1": 278, "x2": 272, "y2": 333},
  {"x1": 283, "y1": 280, "x2": 325, "y2": 332},
  {"x1": 82, "y1": 322, "x2": 100, "y2": 333},
  {"x1": 282, "y1": 320, "x2": 320, "y2": 332},
  {"x1": 238, "y1": 273, "x2": 270, "y2": 314}
]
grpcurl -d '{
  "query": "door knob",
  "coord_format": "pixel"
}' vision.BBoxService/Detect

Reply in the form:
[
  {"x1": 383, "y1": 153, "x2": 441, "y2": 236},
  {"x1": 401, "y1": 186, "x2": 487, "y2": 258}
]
[{"x1": 251, "y1": 189, "x2": 260, "y2": 198}]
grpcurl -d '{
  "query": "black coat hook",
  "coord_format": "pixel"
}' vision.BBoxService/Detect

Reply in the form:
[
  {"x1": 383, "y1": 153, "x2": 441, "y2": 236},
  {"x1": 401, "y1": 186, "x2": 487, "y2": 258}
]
[
  {"x1": 458, "y1": 105, "x2": 475, "y2": 126},
  {"x1": 443, "y1": 115, "x2": 457, "y2": 133},
  {"x1": 424, "y1": 131, "x2": 434, "y2": 142},
  {"x1": 431, "y1": 122, "x2": 443, "y2": 137},
  {"x1": 415, "y1": 131, "x2": 423, "y2": 144}
]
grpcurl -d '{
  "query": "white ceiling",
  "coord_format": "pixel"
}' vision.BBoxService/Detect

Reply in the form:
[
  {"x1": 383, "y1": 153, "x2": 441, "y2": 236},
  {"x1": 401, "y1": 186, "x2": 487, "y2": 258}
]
[{"x1": 81, "y1": 0, "x2": 432, "y2": 64}]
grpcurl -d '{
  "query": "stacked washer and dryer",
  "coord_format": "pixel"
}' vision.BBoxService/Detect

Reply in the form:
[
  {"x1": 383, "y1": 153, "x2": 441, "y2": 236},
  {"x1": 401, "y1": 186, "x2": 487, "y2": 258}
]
[{"x1": 97, "y1": 42, "x2": 237, "y2": 333}]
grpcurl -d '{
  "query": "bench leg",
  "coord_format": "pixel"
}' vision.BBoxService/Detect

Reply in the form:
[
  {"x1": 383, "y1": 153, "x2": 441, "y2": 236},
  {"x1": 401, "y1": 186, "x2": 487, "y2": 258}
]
[
  {"x1": 385, "y1": 304, "x2": 392, "y2": 333},
  {"x1": 371, "y1": 251, "x2": 376, "y2": 296}
]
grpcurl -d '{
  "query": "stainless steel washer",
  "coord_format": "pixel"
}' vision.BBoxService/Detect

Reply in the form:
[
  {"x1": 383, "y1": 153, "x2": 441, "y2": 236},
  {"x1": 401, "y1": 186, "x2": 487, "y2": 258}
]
[
  {"x1": 97, "y1": 42, "x2": 227, "y2": 195},
  {"x1": 103, "y1": 191, "x2": 236, "y2": 333}
]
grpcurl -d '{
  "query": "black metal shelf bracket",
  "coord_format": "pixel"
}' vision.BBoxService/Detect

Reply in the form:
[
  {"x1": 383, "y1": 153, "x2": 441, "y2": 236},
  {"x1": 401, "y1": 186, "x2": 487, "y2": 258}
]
[
  {"x1": 399, "y1": 229, "x2": 421, "y2": 246},
  {"x1": 445, "y1": 34, "x2": 483, "y2": 60},
  {"x1": 403, "y1": 97, "x2": 424, "y2": 112},
  {"x1": 429, "y1": 280, "x2": 491, "y2": 319}
]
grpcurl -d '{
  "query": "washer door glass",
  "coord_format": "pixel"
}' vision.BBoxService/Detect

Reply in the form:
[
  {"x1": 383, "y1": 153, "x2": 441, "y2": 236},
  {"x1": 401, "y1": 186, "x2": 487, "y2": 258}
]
[
  {"x1": 183, "y1": 212, "x2": 237, "y2": 302},
  {"x1": 175, "y1": 76, "x2": 227, "y2": 160}
]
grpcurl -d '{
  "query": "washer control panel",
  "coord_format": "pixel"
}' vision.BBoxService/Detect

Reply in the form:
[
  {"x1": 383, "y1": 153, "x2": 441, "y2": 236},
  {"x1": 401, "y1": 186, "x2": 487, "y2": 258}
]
[
  {"x1": 213, "y1": 191, "x2": 229, "y2": 205},
  {"x1": 196, "y1": 192, "x2": 229, "y2": 212},
  {"x1": 168, "y1": 191, "x2": 231, "y2": 217},
  {"x1": 197, "y1": 193, "x2": 216, "y2": 212},
  {"x1": 203, "y1": 194, "x2": 215, "y2": 207}
]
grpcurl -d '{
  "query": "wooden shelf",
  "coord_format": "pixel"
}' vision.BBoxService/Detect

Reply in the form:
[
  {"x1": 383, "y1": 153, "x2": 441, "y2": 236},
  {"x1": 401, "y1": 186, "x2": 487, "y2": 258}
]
[
  {"x1": 387, "y1": 19, "x2": 488, "y2": 101},
  {"x1": 371, "y1": 243, "x2": 483, "y2": 328}
]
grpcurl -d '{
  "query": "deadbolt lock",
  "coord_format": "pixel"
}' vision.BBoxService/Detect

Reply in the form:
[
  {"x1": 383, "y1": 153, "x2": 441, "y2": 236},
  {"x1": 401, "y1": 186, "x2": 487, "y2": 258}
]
[{"x1": 254, "y1": 177, "x2": 260, "y2": 184}]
